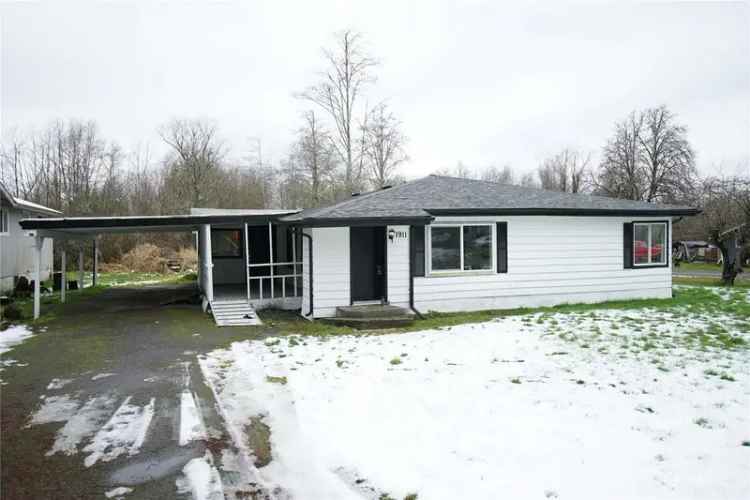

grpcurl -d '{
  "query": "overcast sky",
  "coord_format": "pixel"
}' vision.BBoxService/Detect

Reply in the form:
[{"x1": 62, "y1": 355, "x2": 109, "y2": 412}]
[{"x1": 2, "y1": 1, "x2": 748, "y2": 179}]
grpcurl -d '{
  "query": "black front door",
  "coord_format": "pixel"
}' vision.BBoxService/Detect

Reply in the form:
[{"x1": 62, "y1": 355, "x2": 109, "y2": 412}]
[{"x1": 350, "y1": 226, "x2": 386, "y2": 302}]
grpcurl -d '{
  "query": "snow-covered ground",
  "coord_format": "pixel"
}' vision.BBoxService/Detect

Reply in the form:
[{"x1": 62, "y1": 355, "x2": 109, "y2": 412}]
[
  {"x1": 200, "y1": 306, "x2": 750, "y2": 500},
  {"x1": 0, "y1": 324, "x2": 35, "y2": 381}
]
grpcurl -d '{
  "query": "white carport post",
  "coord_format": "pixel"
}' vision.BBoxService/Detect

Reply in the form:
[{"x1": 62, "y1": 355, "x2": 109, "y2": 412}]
[
  {"x1": 79, "y1": 248, "x2": 84, "y2": 289},
  {"x1": 33, "y1": 236, "x2": 42, "y2": 320},
  {"x1": 92, "y1": 239, "x2": 98, "y2": 287},
  {"x1": 200, "y1": 224, "x2": 214, "y2": 303},
  {"x1": 60, "y1": 249, "x2": 66, "y2": 303}
]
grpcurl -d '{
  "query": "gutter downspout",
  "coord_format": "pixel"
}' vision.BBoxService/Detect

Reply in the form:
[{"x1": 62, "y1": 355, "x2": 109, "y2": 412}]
[{"x1": 300, "y1": 231, "x2": 314, "y2": 318}]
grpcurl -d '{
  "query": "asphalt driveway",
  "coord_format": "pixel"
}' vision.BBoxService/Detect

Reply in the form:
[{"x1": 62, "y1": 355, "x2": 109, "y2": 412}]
[{"x1": 0, "y1": 284, "x2": 269, "y2": 500}]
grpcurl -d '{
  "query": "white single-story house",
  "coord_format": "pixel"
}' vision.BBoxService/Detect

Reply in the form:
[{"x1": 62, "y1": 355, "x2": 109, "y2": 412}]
[
  {"x1": 0, "y1": 182, "x2": 60, "y2": 293},
  {"x1": 20, "y1": 175, "x2": 699, "y2": 323}
]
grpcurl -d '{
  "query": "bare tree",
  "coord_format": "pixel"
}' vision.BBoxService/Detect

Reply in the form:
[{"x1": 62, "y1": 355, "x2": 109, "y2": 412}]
[
  {"x1": 362, "y1": 103, "x2": 408, "y2": 188},
  {"x1": 518, "y1": 171, "x2": 538, "y2": 188},
  {"x1": 596, "y1": 106, "x2": 697, "y2": 203},
  {"x1": 295, "y1": 110, "x2": 336, "y2": 205},
  {"x1": 538, "y1": 148, "x2": 591, "y2": 193},
  {"x1": 481, "y1": 165, "x2": 515, "y2": 184},
  {"x1": 698, "y1": 175, "x2": 750, "y2": 284},
  {"x1": 159, "y1": 118, "x2": 224, "y2": 209},
  {"x1": 640, "y1": 106, "x2": 697, "y2": 202},
  {"x1": 299, "y1": 30, "x2": 378, "y2": 193}
]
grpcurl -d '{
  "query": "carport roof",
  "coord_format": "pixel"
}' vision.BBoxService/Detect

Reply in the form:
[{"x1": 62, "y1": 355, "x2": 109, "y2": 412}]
[{"x1": 19, "y1": 210, "x2": 300, "y2": 237}]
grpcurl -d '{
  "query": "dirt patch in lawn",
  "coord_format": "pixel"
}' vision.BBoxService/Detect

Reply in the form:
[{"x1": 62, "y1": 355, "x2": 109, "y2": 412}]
[{"x1": 244, "y1": 416, "x2": 272, "y2": 467}]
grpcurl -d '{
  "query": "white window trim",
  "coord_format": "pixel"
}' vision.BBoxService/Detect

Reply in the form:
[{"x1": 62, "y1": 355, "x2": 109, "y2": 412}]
[
  {"x1": 426, "y1": 223, "x2": 496, "y2": 276},
  {"x1": 0, "y1": 209, "x2": 9, "y2": 236},
  {"x1": 633, "y1": 222, "x2": 668, "y2": 267}
]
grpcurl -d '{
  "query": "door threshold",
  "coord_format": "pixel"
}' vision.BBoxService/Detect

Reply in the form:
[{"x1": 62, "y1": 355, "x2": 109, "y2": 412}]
[{"x1": 352, "y1": 300, "x2": 384, "y2": 306}]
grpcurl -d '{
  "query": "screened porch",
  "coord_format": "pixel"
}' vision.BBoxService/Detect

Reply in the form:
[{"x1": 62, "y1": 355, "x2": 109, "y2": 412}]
[{"x1": 203, "y1": 222, "x2": 303, "y2": 309}]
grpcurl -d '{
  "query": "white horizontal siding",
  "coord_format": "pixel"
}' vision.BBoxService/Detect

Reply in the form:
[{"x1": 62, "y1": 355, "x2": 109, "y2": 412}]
[
  {"x1": 387, "y1": 225, "x2": 410, "y2": 307},
  {"x1": 311, "y1": 227, "x2": 349, "y2": 318},
  {"x1": 414, "y1": 215, "x2": 672, "y2": 313}
]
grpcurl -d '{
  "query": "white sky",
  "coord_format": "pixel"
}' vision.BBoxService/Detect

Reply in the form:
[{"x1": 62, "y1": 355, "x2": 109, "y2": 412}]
[{"x1": 2, "y1": 1, "x2": 748, "y2": 179}]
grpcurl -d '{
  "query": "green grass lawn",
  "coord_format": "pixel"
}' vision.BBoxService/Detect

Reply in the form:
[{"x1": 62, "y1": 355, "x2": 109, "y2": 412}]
[
  {"x1": 61, "y1": 270, "x2": 196, "y2": 287},
  {"x1": 673, "y1": 276, "x2": 750, "y2": 288},
  {"x1": 5, "y1": 271, "x2": 196, "y2": 323},
  {"x1": 674, "y1": 261, "x2": 722, "y2": 272},
  {"x1": 257, "y1": 284, "x2": 750, "y2": 339},
  {"x1": 7, "y1": 270, "x2": 749, "y2": 343}
]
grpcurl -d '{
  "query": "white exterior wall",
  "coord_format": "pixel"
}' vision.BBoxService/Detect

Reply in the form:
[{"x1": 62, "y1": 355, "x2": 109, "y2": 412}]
[
  {"x1": 310, "y1": 227, "x2": 350, "y2": 318},
  {"x1": 1, "y1": 208, "x2": 53, "y2": 293},
  {"x1": 413, "y1": 215, "x2": 672, "y2": 312},
  {"x1": 386, "y1": 225, "x2": 410, "y2": 308}
]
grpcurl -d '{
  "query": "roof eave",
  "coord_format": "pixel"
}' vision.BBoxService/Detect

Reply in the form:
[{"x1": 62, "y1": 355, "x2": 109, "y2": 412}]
[
  {"x1": 19, "y1": 213, "x2": 292, "y2": 232},
  {"x1": 284, "y1": 215, "x2": 435, "y2": 227},
  {"x1": 425, "y1": 208, "x2": 702, "y2": 217}
]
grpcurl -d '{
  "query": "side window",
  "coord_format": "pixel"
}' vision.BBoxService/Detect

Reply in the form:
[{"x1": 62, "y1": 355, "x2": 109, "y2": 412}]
[{"x1": 630, "y1": 222, "x2": 668, "y2": 267}]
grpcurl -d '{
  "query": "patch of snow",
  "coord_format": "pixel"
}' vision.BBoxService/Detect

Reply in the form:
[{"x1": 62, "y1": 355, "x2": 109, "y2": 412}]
[
  {"x1": 0, "y1": 324, "x2": 34, "y2": 358},
  {"x1": 179, "y1": 391, "x2": 207, "y2": 446},
  {"x1": 83, "y1": 396, "x2": 155, "y2": 467},
  {"x1": 105, "y1": 486, "x2": 133, "y2": 498},
  {"x1": 111, "y1": 279, "x2": 165, "y2": 287},
  {"x1": 201, "y1": 306, "x2": 750, "y2": 500},
  {"x1": 47, "y1": 394, "x2": 118, "y2": 456},
  {"x1": 27, "y1": 394, "x2": 79, "y2": 426},
  {"x1": 91, "y1": 372, "x2": 116, "y2": 381},
  {"x1": 47, "y1": 378, "x2": 73, "y2": 390},
  {"x1": 175, "y1": 451, "x2": 224, "y2": 500}
]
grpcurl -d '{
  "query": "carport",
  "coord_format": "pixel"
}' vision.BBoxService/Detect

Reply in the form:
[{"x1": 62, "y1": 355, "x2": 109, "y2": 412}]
[{"x1": 19, "y1": 209, "x2": 303, "y2": 325}]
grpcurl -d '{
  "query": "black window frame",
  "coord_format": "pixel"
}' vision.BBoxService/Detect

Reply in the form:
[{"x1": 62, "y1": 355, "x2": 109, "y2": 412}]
[{"x1": 626, "y1": 220, "x2": 670, "y2": 269}]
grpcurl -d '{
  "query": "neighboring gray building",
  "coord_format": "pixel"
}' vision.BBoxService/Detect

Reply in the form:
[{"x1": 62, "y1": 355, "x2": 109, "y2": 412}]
[{"x1": 0, "y1": 183, "x2": 61, "y2": 293}]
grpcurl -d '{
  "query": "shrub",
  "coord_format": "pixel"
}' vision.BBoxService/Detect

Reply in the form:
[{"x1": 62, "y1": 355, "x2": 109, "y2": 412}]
[
  {"x1": 119, "y1": 244, "x2": 167, "y2": 273},
  {"x1": 175, "y1": 247, "x2": 198, "y2": 271}
]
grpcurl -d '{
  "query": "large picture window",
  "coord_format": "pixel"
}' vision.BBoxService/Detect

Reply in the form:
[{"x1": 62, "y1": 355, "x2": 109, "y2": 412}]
[
  {"x1": 429, "y1": 224, "x2": 493, "y2": 273},
  {"x1": 633, "y1": 222, "x2": 667, "y2": 266}
]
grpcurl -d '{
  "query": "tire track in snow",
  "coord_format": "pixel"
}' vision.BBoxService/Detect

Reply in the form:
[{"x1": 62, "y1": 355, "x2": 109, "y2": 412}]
[
  {"x1": 83, "y1": 396, "x2": 155, "y2": 467},
  {"x1": 47, "y1": 394, "x2": 118, "y2": 456}
]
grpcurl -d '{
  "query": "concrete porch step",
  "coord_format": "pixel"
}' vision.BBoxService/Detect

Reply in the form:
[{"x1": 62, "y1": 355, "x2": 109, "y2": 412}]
[
  {"x1": 336, "y1": 304, "x2": 412, "y2": 319},
  {"x1": 331, "y1": 304, "x2": 415, "y2": 329}
]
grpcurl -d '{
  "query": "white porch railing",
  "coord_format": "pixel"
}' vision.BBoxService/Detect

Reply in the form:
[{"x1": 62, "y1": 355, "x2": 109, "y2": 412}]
[{"x1": 245, "y1": 223, "x2": 303, "y2": 301}]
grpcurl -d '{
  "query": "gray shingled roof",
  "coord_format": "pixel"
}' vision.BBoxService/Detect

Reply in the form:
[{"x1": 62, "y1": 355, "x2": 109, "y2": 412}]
[{"x1": 282, "y1": 175, "x2": 700, "y2": 225}]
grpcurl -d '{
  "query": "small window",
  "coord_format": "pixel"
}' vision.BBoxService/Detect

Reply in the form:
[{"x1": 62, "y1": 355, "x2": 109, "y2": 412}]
[
  {"x1": 0, "y1": 208, "x2": 8, "y2": 235},
  {"x1": 212, "y1": 229, "x2": 243, "y2": 258},
  {"x1": 429, "y1": 224, "x2": 494, "y2": 273},
  {"x1": 633, "y1": 222, "x2": 667, "y2": 266}
]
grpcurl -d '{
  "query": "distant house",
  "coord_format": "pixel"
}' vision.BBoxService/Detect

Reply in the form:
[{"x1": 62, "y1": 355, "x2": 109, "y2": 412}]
[
  {"x1": 20, "y1": 175, "x2": 700, "y2": 323},
  {"x1": 0, "y1": 183, "x2": 61, "y2": 293}
]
